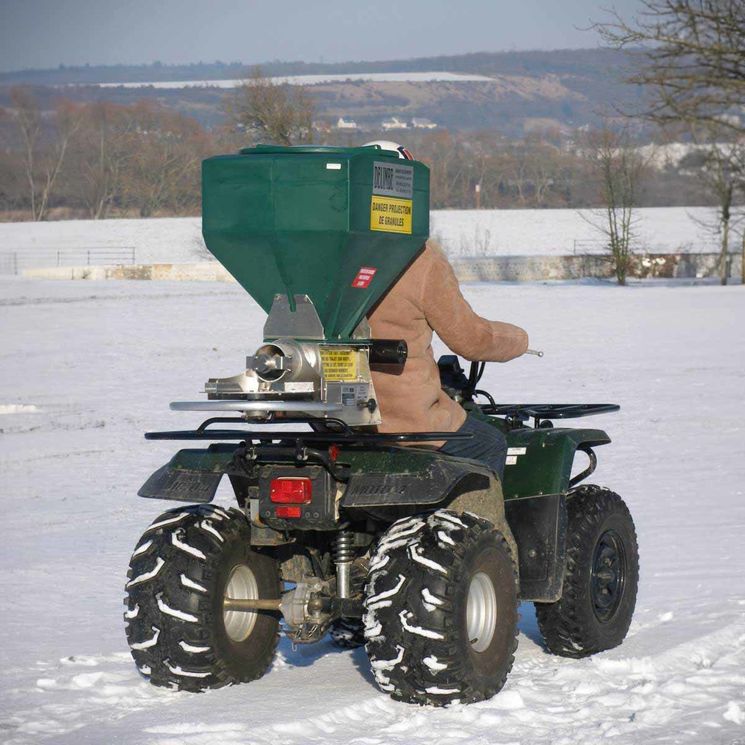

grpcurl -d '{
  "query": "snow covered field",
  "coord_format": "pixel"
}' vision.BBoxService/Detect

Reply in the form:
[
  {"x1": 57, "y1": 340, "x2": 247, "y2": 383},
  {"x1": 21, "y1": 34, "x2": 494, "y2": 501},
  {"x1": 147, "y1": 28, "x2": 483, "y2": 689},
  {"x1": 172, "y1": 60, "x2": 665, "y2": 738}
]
[
  {"x1": 93, "y1": 72, "x2": 495, "y2": 89},
  {"x1": 0, "y1": 207, "x2": 722, "y2": 271},
  {"x1": 1, "y1": 276, "x2": 743, "y2": 744}
]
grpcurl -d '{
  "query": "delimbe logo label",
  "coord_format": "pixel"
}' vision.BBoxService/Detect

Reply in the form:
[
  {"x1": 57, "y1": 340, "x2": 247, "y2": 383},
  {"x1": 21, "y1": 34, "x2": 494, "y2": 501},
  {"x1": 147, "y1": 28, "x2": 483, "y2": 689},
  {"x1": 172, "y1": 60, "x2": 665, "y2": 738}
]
[
  {"x1": 373, "y1": 163, "x2": 396, "y2": 192},
  {"x1": 372, "y1": 161, "x2": 413, "y2": 199}
]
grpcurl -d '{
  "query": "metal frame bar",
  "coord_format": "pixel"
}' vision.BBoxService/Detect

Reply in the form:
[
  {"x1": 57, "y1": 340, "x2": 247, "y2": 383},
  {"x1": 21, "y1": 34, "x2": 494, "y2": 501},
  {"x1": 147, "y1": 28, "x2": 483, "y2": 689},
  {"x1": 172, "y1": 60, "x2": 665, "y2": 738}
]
[
  {"x1": 145, "y1": 428, "x2": 473, "y2": 443},
  {"x1": 146, "y1": 414, "x2": 473, "y2": 443},
  {"x1": 569, "y1": 445, "x2": 598, "y2": 487},
  {"x1": 478, "y1": 403, "x2": 620, "y2": 421},
  {"x1": 171, "y1": 400, "x2": 343, "y2": 413}
]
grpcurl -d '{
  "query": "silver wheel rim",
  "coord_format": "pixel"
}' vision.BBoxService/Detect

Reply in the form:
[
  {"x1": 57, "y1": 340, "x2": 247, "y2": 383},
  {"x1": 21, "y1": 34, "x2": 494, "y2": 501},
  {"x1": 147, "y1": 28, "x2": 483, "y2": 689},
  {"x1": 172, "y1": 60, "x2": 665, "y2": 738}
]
[
  {"x1": 467, "y1": 571, "x2": 498, "y2": 653},
  {"x1": 223, "y1": 565, "x2": 259, "y2": 642}
]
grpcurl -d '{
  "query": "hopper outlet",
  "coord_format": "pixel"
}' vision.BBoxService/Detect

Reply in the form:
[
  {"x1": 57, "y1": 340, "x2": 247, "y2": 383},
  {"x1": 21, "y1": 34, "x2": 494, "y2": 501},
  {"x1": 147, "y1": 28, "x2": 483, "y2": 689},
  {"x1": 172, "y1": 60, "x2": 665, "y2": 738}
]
[
  {"x1": 177, "y1": 333, "x2": 383, "y2": 427},
  {"x1": 201, "y1": 144, "x2": 430, "y2": 341}
]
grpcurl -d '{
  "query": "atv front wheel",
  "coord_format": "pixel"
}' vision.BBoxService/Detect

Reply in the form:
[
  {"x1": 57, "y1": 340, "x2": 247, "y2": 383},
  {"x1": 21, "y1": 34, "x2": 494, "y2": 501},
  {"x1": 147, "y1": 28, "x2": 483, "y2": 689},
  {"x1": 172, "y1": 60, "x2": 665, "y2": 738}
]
[
  {"x1": 364, "y1": 510, "x2": 518, "y2": 706},
  {"x1": 124, "y1": 504, "x2": 280, "y2": 691},
  {"x1": 535, "y1": 485, "x2": 639, "y2": 658}
]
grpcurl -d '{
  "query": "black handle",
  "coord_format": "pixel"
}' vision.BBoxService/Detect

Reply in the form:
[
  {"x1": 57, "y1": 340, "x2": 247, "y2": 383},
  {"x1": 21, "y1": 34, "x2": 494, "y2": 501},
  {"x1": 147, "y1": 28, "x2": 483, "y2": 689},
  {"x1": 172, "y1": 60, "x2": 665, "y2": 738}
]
[{"x1": 369, "y1": 339, "x2": 408, "y2": 366}]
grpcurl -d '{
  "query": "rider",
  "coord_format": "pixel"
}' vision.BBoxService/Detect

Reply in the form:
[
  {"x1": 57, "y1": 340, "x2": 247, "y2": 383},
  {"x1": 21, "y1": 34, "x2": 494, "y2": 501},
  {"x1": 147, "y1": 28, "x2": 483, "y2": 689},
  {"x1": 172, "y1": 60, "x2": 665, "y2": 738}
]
[{"x1": 365, "y1": 141, "x2": 529, "y2": 479}]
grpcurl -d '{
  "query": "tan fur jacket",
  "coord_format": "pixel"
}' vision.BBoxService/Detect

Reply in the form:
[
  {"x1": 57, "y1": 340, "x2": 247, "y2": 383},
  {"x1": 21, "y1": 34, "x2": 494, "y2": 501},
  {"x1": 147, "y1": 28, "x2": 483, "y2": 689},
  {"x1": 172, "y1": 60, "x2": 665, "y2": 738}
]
[{"x1": 368, "y1": 240, "x2": 528, "y2": 434}]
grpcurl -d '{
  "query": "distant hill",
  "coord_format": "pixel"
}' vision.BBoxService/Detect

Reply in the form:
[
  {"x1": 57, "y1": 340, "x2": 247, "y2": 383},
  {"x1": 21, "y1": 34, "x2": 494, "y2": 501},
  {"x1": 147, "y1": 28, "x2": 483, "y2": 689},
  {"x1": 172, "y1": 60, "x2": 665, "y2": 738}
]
[{"x1": 0, "y1": 49, "x2": 645, "y2": 137}]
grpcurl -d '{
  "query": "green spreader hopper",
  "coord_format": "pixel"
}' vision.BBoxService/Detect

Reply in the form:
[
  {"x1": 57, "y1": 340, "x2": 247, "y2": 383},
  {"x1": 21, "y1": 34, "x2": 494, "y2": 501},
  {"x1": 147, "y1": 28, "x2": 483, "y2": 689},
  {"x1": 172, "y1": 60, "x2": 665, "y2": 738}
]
[{"x1": 202, "y1": 145, "x2": 430, "y2": 340}]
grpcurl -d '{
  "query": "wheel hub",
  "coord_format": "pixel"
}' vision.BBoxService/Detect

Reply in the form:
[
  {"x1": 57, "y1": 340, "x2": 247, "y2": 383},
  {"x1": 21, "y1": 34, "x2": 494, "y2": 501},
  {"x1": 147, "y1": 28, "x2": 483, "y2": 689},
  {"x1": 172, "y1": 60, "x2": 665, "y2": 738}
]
[
  {"x1": 466, "y1": 571, "x2": 498, "y2": 652},
  {"x1": 591, "y1": 529, "x2": 626, "y2": 623},
  {"x1": 223, "y1": 564, "x2": 259, "y2": 641}
]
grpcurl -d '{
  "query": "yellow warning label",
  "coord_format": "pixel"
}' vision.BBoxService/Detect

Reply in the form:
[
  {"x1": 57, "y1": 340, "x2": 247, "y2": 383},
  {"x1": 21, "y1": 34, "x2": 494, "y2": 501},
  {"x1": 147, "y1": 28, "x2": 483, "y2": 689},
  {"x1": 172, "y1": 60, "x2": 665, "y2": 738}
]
[
  {"x1": 319, "y1": 348, "x2": 358, "y2": 381},
  {"x1": 370, "y1": 195, "x2": 413, "y2": 234}
]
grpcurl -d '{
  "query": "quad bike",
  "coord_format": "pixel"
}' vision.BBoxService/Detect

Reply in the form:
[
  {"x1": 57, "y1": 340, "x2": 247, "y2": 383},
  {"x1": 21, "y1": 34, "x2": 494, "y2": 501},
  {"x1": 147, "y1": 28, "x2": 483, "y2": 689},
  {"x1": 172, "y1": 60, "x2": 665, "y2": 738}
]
[{"x1": 124, "y1": 144, "x2": 639, "y2": 706}]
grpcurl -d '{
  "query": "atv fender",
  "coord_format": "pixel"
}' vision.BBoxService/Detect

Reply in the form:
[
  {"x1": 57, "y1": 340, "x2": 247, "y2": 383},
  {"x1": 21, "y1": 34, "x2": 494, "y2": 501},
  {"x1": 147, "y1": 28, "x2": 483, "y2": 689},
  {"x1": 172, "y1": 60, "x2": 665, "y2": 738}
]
[
  {"x1": 499, "y1": 427, "x2": 611, "y2": 602},
  {"x1": 340, "y1": 447, "x2": 518, "y2": 563},
  {"x1": 502, "y1": 427, "x2": 610, "y2": 499}
]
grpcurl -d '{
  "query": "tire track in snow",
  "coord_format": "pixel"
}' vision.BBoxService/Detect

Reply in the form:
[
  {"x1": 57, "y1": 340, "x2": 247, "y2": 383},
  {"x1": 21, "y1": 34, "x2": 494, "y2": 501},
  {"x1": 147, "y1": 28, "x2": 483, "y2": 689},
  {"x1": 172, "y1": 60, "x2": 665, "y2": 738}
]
[
  {"x1": 3, "y1": 616, "x2": 744, "y2": 745},
  {"x1": 142, "y1": 617, "x2": 745, "y2": 745}
]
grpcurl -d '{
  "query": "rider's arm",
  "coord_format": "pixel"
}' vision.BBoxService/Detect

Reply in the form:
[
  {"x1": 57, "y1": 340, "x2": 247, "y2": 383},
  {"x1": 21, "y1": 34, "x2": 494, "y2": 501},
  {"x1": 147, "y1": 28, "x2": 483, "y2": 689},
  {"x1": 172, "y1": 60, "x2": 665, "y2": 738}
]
[{"x1": 421, "y1": 243, "x2": 528, "y2": 362}]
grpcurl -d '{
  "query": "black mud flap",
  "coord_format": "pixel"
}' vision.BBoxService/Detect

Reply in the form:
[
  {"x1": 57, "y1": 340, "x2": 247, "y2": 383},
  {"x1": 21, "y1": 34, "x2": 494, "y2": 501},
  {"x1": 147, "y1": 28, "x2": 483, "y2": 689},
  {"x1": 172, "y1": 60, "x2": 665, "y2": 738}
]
[
  {"x1": 505, "y1": 493, "x2": 567, "y2": 602},
  {"x1": 138, "y1": 464, "x2": 223, "y2": 503},
  {"x1": 137, "y1": 446, "x2": 238, "y2": 503}
]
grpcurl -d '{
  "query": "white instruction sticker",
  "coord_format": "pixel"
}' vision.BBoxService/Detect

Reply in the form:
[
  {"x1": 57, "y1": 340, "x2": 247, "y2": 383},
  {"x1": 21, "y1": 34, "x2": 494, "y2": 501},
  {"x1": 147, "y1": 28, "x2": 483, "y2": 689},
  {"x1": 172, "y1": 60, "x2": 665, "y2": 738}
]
[
  {"x1": 284, "y1": 382, "x2": 314, "y2": 393},
  {"x1": 341, "y1": 383, "x2": 368, "y2": 407}
]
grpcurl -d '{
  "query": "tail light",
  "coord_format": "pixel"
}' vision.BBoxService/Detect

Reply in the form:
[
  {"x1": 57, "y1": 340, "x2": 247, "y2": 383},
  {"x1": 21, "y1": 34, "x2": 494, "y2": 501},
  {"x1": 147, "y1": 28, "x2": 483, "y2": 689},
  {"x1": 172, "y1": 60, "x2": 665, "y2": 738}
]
[{"x1": 270, "y1": 477, "x2": 312, "y2": 505}]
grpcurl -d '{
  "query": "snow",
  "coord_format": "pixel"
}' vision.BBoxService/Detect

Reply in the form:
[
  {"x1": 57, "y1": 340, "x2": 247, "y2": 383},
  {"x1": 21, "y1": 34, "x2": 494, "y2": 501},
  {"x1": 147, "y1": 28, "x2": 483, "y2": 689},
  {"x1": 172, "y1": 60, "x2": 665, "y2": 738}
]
[
  {"x1": 365, "y1": 575, "x2": 406, "y2": 608},
  {"x1": 429, "y1": 206, "x2": 723, "y2": 257},
  {"x1": 127, "y1": 557, "x2": 165, "y2": 587},
  {"x1": 407, "y1": 543, "x2": 448, "y2": 575},
  {"x1": 0, "y1": 216, "x2": 206, "y2": 268},
  {"x1": 0, "y1": 207, "x2": 723, "y2": 272},
  {"x1": 91, "y1": 71, "x2": 496, "y2": 90},
  {"x1": 1, "y1": 275, "x2": 744, "y2": 744},
  {"x1": 156, "y1": 594, "x2": 198, "y2": 624},
  {"x1": 0, "y1": 403, "x2": 40, "y2": 414},
  {"x1": 179, "y1": 574, "x2": 207, "y2": 593},
  {"x1": 423, "y1": 655, "x2": 448, "y2": 672},
  {"x1": 398, "y1": 610, "x2": 446, "y2": 640},
  {"x1": 421, "y1": 587, "x2": 445, "y2": 609},
  {"x1": 170, "y1": 532, "x2": 207, "y2": 560}
]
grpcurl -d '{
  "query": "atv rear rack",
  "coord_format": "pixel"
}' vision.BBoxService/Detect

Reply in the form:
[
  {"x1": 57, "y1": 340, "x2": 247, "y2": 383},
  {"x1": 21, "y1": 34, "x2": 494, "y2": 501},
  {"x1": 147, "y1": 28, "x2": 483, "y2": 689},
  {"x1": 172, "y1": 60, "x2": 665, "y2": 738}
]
[
  {"x1": 475, "y1": 401, "x2": 620, "y2": 429},
  {"x1": 145, "y1": 415, "x2": 474, "y2": 443},
  {"x1": 146, "y1": 403, "x2": 620, "y2": 442}
]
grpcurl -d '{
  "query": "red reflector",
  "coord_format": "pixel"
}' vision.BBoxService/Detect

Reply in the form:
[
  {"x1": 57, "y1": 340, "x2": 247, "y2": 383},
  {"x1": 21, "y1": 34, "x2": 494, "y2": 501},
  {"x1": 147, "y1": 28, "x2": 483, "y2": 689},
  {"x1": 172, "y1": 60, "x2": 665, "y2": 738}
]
[
  {"x1": 270, "y1": 477, "x2": 312, "y2": 504},
  {"x1": 275, "y1": 505, "x2": 302, "y2": 519}
]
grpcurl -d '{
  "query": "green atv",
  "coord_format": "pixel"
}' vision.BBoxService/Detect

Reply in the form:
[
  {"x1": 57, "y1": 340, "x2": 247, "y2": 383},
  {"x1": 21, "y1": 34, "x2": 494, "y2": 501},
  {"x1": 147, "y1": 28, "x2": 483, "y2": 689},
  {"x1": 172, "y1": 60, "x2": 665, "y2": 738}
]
[{"x1": 124, "y1": 144, "x2": 639, "y2": 706}]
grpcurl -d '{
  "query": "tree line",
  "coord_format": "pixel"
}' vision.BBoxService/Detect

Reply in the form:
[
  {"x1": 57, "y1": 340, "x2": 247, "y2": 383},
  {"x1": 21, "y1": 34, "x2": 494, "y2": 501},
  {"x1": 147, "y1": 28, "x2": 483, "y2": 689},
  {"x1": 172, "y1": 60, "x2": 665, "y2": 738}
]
[
  {"x1": 595, "y1": 0, "x2": 745, "y2": 284},
  {"x1": 0, "y1": 88, "x2": 214, "y2": 221},
  {"x1": 0, "y1": 82, "x2": 724, "y2": 221},
  {"x1": 2, "y1": 1, "x2": 745, "y2": 290}
]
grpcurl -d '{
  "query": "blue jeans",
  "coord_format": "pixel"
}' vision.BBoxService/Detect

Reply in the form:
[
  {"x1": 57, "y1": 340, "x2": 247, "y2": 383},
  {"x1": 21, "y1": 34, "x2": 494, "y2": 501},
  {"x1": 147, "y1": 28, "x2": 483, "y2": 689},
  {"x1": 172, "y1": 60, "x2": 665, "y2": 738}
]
[{"x1": 438, "y1": 414, "x2": 508, "y2": 480}]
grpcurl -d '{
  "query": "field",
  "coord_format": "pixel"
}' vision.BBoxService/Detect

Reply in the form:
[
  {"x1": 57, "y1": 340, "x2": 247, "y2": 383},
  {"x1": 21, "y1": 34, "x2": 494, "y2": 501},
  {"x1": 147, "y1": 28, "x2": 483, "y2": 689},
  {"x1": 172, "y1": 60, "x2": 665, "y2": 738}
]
[
  {"x1": 1, "y1": 276, "x2": 744, "y2": 744},
  {"x1": 0, "y1": 207, "x2": 723, "y2": 272}
]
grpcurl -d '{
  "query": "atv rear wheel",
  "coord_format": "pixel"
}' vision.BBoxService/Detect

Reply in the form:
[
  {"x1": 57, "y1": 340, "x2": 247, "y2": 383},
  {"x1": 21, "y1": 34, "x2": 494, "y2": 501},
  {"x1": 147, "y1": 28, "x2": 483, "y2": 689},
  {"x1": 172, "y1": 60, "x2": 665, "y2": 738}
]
[
  {"x1": 363, "y1": 510, "x2": 518, "y2": 706},
  {"x1": 124, "y1": 505, "x2": 280, "y2": 691},
  {"x1": 535, "y1": 486, "x2": 639, "y2": 658}
]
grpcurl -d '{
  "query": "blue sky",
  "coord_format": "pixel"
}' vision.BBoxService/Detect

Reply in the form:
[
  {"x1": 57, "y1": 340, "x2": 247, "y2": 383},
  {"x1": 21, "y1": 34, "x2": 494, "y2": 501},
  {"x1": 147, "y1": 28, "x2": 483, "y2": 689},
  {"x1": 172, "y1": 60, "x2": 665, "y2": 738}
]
[{"x1": 0, "y1": 0, "x2": 644, "y2": 72}]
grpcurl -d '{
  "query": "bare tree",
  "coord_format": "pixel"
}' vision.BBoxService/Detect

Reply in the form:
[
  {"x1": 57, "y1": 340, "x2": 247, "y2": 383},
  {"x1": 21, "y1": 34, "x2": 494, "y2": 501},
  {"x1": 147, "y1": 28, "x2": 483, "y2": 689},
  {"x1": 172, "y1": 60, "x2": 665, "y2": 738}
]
[
  {"x1": 71, "y1": 103, "x2": 132, "y2": 219},
  {"x1": 683, "y1": 137, "x2": 745, "y2": 283},
  {"x1": 597, "y1": 0, "x2": 745, "y2": 135},
  {"x1": 582, "y1": 128, "x2": 648, "y2": 285},
  {"x1": 701, "y1": 145, "x2": 735, "y2": 284},
  {"x1": 226, "y1": 67, "x2": 314, "y2": 146},
  {"x1": 414, "y1": 130, "x2": 468, "y2": 209},
  {"x1": 120, "y1": 103, "x2": 208, "y2": 217},
  {"x1": 0, "y1": 107, "x2": 24, "y2": 212},
  {"x1": 10, "y1": 88, "x2": 82, "y2": 220}
]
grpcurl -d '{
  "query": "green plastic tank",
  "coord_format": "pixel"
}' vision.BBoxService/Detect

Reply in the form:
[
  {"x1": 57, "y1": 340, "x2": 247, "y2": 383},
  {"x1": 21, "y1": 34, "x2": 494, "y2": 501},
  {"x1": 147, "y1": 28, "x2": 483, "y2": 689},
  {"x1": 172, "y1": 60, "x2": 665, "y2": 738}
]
[{"x1": 202, "y1": 145, "x2": 430, "y2": 340}]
